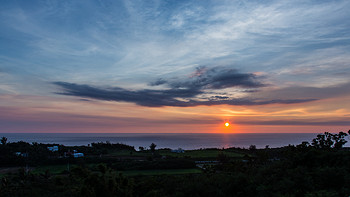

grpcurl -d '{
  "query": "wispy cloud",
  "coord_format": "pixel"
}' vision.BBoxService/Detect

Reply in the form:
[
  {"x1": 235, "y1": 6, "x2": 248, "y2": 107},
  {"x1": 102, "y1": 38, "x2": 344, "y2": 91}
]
[
  {"x1": 255, "y1": 82, "x2": 350, "y2": 101},
  {"x1": 237, "y1": 119, "x2": 350, "y2": 126},
  {"x1": 2, "y1": 0, "x2": 350, "y2": 87}
]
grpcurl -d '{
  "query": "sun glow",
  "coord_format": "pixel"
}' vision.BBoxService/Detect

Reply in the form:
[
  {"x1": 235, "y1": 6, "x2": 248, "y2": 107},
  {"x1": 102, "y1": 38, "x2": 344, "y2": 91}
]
[{"x1": 225, "y1": 122, "x2": 230, "y2": 127}]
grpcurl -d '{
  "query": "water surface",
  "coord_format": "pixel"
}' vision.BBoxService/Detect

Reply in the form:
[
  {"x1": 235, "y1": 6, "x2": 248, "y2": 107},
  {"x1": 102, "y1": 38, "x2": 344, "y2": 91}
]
[{"x1": 1, "y1": 133, "x2": 337, "y2": 150}]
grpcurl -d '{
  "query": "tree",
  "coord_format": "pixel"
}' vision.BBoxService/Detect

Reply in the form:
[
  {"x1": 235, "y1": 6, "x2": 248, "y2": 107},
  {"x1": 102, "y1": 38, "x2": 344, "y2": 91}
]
[
  {"x1": 149, "y1": 143, "x2": 157, "y2": 152},
  {"x1": 332, "y1": 132, "x2": 348, "y2": 149},
  {"x1": 1, "y1": 137, "x2": 7, "y2": 145},
  {"x1": 311, "y1": 132, "x2": 348, "y2": 149},
  {"x1": 296, "y1": 141, "x2": 310, "y2": 150},
  {"x1": 139, "y1": 146, "x2": 144, "y2": 151},
  {"x1": 249, "y1": 145, "x2": 257, "y2": 151}
]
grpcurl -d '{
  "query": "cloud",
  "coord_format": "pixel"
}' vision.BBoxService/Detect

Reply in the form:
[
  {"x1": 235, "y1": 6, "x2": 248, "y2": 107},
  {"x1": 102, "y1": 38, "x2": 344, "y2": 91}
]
[
  {"x1": 236, "y1": 119, "x2": 350, "y2": 126},
  {"x1": 1, "y1": 0, "x2": 350, "y2": 90},
  {"x1": 54, "y1": 81, "x2": 316, "y2": 107},
  {"x1": 158, "y1": 66, "x2": 265, "y2": 90},
  {"x1": 255, "y1": 82, "x2": 350, "y2": 100},
  {"x1": 53, "y1": 67, "x2": 316, "y2": 107},
  {"x1": 149, "y1": 78, "x2": 167, "y2": 86}
]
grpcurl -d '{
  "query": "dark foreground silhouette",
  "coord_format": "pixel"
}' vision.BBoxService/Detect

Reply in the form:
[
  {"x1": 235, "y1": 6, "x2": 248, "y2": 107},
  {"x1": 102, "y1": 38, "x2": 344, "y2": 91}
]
[{"x1": 0, "y1": 131, "x2": 349, "y2": 197}]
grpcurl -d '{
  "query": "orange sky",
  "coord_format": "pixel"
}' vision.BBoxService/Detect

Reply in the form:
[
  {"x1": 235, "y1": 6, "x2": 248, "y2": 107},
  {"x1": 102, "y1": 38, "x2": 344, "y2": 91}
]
[{"x1": 1, "y1": 93, "x2": 349, "y2": 133}]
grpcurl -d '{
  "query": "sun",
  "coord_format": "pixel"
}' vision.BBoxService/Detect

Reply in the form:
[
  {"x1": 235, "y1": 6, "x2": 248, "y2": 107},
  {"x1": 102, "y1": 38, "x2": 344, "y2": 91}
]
[{"x1": 225, "y1": 122, "x2": 230, "y2": 127}]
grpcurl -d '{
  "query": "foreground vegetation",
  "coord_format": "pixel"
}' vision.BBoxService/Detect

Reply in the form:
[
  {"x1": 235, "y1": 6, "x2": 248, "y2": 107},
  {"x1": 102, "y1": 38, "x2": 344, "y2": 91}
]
[{"x1": 0, "y1": 131, "x2": 349, "y2": 196}]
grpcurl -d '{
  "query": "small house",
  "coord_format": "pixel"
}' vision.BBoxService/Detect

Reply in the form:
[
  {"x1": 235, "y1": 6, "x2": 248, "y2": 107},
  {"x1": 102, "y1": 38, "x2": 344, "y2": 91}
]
[
  {"x1": 73, "y1": 153, "x2": 84, "y2": 158},
  {"x1": 48, "y1": 146, "x2": 59, "y2": 152},
  {"x1": 15, "y1": 152, "x2": 28, "y2": 157}
]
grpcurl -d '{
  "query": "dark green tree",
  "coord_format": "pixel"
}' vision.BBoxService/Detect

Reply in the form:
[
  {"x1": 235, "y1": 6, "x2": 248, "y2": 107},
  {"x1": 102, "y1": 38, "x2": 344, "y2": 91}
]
[
  {"x1": 332, "y1": 132, "x2": 348, "y2": 149},
  {"x1": 1, "y1": 137, "x2": 7, "y2": 145},
  {"x1": 249, "y1": 145, "x2": 257, "y2": 151},
  {"x1": 296, "y1": 141, "x2": 310, "y2": 151},
  {"x1": 311, "y1": 132, "x2": 348, "y2": 149},
  {"x1": 149, "y1": 143, "x2": 157, "y2": 152}
]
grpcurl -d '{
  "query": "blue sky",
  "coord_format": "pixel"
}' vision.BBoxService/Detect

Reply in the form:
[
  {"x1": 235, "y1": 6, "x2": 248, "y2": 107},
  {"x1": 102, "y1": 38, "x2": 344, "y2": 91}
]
[{"x1": 1, "y1": 0, "x2": 350, "y2": 133}]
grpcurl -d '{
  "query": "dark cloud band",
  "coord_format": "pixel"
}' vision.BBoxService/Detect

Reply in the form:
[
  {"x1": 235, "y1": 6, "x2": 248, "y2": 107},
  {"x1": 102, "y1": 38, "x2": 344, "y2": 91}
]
[
  {"x1": 53, "y1": 67, "x2": 317, "y2": 107},
  {"x1": 150, "y1": 66, "x2": 265, "y2": 90}
]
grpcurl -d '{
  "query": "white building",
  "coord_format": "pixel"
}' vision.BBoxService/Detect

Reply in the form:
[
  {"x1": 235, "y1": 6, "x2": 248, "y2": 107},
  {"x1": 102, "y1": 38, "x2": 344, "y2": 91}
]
[
  {"x1": 48, "y1": 146, "x2": 59, "y2": 152},
  {"x1": 73, "y1": 153, "x2": 84, "y2": 158}
]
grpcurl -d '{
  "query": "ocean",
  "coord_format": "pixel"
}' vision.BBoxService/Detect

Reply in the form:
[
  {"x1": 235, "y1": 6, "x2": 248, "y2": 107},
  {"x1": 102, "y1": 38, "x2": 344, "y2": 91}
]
[{"x1": 2, "y1": 133, "x2": 344, "y2": 150}]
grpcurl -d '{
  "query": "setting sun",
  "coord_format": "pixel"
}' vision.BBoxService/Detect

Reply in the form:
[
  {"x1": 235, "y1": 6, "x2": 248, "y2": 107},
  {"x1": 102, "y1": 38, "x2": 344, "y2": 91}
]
[{"x1": 225, "y1": 122, "x2": 230, "y2": 127}]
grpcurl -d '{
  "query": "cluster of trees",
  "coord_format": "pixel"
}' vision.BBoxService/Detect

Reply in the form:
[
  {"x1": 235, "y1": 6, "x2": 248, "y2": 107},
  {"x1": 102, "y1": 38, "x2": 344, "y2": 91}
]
[
  {"x1": 0, "y1": 140, "x2": 140, "y2": 167},
  {"x1": 311, "y1": 131, "x2": 348, "y2": 149},
  {"x1": 91, "y1": 141, "x2": 135, "y2": 151},
  {"x1": 1, "y1": 164, "x2": 134, "y2": 197},
  {"x1": 138, "y1": 143, "x2": 157, "y2": 152},
  {"x1": 0, "y1": 140, "x2": 55, "y2": 166}
]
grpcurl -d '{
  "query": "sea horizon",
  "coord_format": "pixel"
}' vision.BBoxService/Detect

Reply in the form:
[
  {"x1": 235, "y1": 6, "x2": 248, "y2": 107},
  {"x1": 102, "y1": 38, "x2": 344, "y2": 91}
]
[{"x1": 2, "y1": 132, "x2": 348, "y2": 150}]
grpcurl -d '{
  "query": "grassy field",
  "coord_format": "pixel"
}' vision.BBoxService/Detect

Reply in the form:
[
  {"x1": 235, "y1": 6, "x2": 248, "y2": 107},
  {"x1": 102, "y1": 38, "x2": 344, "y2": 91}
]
[
  {"x1": 104, "y1": 150, "x2": 151, "y2": 157},
  {"x1": 32, "y1": 164, "x2": 73, "y2": 175},
  {"x1": 1, "y1": 149, "x2": 243, "y2": 178},
  {"x1": 103, "y1": 148, "x2": 245, "y2": 159},
  {"x1": 31, "y1": 164, "x2": 202, "y2": 177},
  {"x1": 120, "y1": 168, "x2": 202, "y2": 176},
  {"x1": 0, "y1": 167, "x2": 22, "y2": 178},
  {"x1": 158, "y1": 149, "x2": 244, "y2": 158}
]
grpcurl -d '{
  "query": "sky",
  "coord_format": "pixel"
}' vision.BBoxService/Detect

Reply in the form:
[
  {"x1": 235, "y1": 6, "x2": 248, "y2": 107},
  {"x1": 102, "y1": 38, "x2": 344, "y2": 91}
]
[{"x1": 1, "y1": 0, "x2": 350, "y2": 133}]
